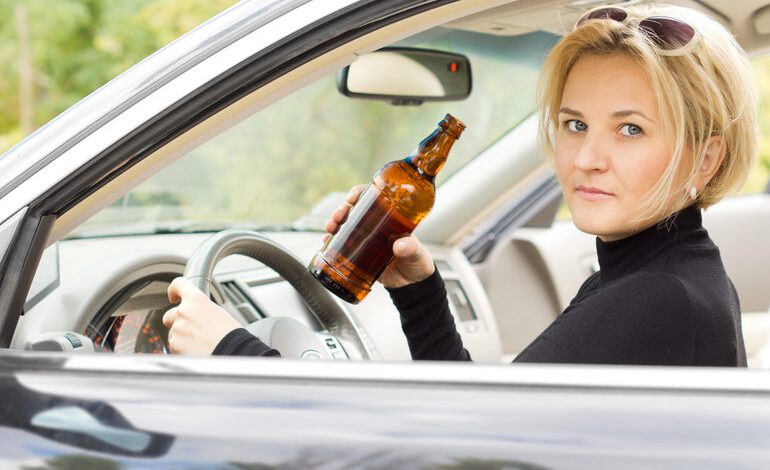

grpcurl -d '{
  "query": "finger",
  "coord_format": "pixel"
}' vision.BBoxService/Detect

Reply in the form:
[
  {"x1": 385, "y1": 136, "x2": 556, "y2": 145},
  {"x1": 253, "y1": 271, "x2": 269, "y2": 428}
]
[
  {"x1": 392, "y1": 236, "x2": 420, "y2": 258},
  {"x1": 392, "y1": 235, "x2": 435, "y2": 281},
  {"x1": 331, "y1": 203, "x2": 350, "y2": 224},
  {"x1": 322, "y1": 233, "x2": 331, "y2": 243},
  {"x1": 325, "y1": 203, "x2": 352, "y2": 235},
  {"x1": 168, "y1": 277, "x2": 204, "y2": 304},
  {"x1": 324, "y1": 219, "x2": 339, "y2": 235},
  {"x1": 166, "y1": 328, "x2": 177, "y2": 354},
  {"x1": 346, "y1": 184, "x2": 366, "y2": 205},
  {"x1": 162, "y1": 307, "x2": 178, "y2": 328}
]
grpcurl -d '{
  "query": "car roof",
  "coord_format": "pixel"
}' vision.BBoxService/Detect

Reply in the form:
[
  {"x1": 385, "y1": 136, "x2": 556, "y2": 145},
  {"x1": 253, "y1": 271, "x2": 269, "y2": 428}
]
[{"x1": 446, "y1": 0, "x2": 770, "y2": 57}]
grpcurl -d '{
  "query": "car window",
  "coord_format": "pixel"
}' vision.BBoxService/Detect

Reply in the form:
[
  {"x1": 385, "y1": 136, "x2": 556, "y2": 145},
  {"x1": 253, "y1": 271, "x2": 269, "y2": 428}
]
[
  {"x1": 70, "y1": 28, "x2": 558, "y2": 238},
  {"x1": 750, "y1": 55, "x2": 770, "y2": 193}
]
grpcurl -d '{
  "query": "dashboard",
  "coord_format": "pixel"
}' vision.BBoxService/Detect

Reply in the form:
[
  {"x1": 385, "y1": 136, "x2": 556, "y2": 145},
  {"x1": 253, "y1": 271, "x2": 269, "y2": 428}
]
[
  {"x1": 13, "y1": 194, "x2": 766, "y2": 363},
  {"x1": 12, "y1": 231, "x2": 504, "y2": 361}
]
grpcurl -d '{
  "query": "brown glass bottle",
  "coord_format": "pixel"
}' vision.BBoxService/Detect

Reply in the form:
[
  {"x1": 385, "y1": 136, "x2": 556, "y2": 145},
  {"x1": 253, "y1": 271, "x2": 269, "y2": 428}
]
[{"x1": 308, "y1": 114, "x2": 466, "y2": 304}]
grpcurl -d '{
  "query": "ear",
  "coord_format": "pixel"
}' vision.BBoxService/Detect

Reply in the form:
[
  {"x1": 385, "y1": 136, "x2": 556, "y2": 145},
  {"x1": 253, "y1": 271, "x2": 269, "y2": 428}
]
[{"x1": 695, "y1": 135, "x2": 726, "y2": 189}]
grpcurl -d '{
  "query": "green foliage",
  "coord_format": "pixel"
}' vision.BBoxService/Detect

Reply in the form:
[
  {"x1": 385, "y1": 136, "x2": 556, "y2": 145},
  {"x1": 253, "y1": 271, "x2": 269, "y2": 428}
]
[
  {"x1": 0, "y1": 0, "x2": 768, "y2": 203},
  {"x1": 750, "y1": 57, "x2": 770, "y2": 192},
  {"x1": 427, "y1": 458, "x2": 550, "y2": 470},
  {"x1": 21, "y1": 454, "x2": 123, "y2": 470},
  {"x1": 0, "y1": 0, "x2": 238, "y2": 154}
]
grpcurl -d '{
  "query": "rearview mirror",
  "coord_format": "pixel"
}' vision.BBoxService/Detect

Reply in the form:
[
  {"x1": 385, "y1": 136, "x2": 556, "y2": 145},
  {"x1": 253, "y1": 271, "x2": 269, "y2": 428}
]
[{"x1": 337, "y1": 47, "x2": 472, "y2": 105}]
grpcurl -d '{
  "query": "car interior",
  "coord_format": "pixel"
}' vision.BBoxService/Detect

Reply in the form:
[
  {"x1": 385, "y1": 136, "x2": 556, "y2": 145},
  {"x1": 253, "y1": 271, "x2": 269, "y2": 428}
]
[{"x1": 9, "y1": 0, "x2": 770, "y2": 367}]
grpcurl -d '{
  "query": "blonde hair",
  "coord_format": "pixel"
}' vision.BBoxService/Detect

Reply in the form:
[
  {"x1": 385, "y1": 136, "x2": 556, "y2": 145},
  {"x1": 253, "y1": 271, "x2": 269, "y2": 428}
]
[{"x1": 538, "y1": 4, "x2": 758, "y2": 221}]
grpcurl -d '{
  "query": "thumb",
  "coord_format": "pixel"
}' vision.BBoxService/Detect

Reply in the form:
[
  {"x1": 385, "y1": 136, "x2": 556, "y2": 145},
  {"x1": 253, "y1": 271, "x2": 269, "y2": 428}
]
[
  {"x1": 390, "y1": 235, "x2": 435, "y2": 284},
  {"x1": 393, "y1": 236, "x2": 421, "y2": 260}
]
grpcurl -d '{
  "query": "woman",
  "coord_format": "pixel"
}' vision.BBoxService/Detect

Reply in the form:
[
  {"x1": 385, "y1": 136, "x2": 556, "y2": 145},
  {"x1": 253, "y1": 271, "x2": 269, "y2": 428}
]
[{"x1": 163, "y1": 4, "x2": 756, "y2": 366}]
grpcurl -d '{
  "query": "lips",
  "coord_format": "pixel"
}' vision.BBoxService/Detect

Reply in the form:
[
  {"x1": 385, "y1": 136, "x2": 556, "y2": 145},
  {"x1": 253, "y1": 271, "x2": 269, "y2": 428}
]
[{"x1": 575, "y1": 184, "x2": 614, "y2": 201}]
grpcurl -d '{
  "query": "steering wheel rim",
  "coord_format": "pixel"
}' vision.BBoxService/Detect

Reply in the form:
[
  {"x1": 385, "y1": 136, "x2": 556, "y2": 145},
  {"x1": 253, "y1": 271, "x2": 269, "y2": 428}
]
[{"x1": 183, "y1": 230, "x2": 371, "y2": 359}]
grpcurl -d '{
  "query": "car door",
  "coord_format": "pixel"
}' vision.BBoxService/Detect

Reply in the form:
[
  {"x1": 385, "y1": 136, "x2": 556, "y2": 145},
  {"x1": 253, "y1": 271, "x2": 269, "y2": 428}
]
[
  {"x1": 0, "y1": 0, "x2": 452, "y2": 344},
  {"x1": 4, "y1": 351, "x2": 770, "y2": 467},
  {"x1": 2, "y1": 0, "x2": 770, "y2": 467}
]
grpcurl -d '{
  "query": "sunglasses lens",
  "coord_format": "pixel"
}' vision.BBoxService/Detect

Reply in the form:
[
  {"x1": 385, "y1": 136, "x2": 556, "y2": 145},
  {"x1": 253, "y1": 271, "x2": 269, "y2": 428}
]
[
  {"x1": 639, "y1": 17, "x2": 696, "y2": 50},
  {"x1": 577, "y1": 7, "x2": 628, "y2": 26}
]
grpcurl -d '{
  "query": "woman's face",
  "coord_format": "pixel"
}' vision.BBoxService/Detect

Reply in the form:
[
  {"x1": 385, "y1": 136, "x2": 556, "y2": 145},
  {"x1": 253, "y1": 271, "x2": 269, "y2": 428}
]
[{"x1": 555, "y1": 53, "x2": 677, "y2": 241}]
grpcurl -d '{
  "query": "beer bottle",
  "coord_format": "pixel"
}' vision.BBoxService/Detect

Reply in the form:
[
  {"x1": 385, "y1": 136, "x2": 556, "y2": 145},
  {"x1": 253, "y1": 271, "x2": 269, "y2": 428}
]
[{"x1": 308, "y1": 114, "x2": 466, "y2": 303}]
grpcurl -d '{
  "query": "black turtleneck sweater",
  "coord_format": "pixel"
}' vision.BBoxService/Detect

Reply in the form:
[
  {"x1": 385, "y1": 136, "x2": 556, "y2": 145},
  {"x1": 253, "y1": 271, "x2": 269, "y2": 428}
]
[
  {"x1": 213, "y1": 205, "x2": 747, "y2": 366},
  {"x1": 388, "y1": 205, "x2": 747, "y2": 366}
]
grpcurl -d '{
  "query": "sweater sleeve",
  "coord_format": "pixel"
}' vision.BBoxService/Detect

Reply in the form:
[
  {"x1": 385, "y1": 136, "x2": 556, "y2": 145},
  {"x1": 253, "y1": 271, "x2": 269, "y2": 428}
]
[
  {"x1": 212, "y1": 328, "x2": 282, "y2": 357},
  {"x1": 386, "y1": 268, "x2": 471, "y2": 361}
]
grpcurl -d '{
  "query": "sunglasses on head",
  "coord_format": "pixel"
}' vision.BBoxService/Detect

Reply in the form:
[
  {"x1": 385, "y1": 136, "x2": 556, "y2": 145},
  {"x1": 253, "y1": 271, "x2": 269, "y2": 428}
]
[{"x1": 576, "y1": 6, "x2": 700, "y2": 56}]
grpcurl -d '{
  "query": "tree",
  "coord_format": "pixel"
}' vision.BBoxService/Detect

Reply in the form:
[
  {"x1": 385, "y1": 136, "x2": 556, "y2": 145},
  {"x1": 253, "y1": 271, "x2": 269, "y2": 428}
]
[{"x1": 0, "y1": 0, "x2": 238, "y2": 155}]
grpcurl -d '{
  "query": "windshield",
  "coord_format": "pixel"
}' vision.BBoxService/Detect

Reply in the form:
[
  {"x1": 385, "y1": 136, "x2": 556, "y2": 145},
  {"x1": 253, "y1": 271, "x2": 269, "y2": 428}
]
[{"x1": 70, "y1": 27, "x2": 558, "y2": 238}]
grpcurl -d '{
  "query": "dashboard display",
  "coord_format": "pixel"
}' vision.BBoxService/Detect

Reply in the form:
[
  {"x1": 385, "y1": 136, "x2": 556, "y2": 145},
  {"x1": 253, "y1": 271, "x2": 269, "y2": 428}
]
[{"x1": 85, "y1": 301, "x2": 172, "y2": 354}]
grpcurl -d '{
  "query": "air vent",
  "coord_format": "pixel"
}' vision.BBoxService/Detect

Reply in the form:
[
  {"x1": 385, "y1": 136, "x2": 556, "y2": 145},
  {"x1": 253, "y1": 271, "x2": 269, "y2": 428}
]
[
  {"x1": 221, "y1": 281, "x2": 261, "y2": 322},
  {"x1": 445, "y1": 279, "x2": 477, "y2": 322}
]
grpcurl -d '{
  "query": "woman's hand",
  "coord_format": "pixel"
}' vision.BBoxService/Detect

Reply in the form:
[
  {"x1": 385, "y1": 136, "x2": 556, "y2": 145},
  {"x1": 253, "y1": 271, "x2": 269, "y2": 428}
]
[
  {"x1": 162, "y1": 277, "x2": 241, "y2": 354},
  {"x1": 324, "y1": 185, "x2": 435, "y2": 288}
]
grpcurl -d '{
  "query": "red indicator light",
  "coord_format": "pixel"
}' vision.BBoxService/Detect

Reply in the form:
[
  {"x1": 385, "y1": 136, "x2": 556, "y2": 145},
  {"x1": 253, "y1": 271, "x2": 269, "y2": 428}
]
[{"x1": 449, "y1": 62, "x2": 458, "y2": 73}]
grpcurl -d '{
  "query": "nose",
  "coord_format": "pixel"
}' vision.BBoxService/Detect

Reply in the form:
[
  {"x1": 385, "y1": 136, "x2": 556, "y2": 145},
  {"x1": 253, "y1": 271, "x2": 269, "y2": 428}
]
[{"x1": 573, "y1": 133, "x2": 610, "y2": 172}]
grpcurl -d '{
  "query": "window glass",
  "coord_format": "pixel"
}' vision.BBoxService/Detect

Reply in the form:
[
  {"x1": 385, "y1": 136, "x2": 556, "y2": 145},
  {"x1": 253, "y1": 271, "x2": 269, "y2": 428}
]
[
  {"x1": 72, "y1": 28, "x2": 558, "y2": 237},
  {"x1": 749, "y1": 56, "x2": 770, "y2": 193}
]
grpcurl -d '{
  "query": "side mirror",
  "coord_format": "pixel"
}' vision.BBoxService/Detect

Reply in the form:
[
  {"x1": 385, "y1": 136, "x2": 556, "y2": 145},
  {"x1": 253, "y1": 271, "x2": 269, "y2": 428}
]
[{"x1": 337, "y1": 47, "x2": 472, "y2": 105}]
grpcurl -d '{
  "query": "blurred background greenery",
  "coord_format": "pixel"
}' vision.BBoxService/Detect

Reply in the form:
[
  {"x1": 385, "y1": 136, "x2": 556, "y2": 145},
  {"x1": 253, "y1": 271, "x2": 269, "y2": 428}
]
[
  {"x1": 0, "y1": 0, "x2": 767, "y2": 194},
  {"x1": 0, "y1": 0, "x2": 238, "y2": 153}
]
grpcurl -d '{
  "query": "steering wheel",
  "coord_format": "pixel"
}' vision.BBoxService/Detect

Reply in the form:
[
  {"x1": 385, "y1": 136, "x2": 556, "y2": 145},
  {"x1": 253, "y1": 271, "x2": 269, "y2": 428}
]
[{"x1": 183, "y1": 230, "x2": 371, "y2": 360}]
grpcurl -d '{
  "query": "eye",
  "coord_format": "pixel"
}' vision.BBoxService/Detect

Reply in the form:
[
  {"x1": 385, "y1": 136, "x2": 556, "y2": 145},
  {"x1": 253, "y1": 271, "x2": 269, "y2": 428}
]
[
  {"x1": 566, "y1": 119, "x2": 588, "y2": 133},
  {"x1": 620, "y1": 123, "x2": 643, "y2": 137}
]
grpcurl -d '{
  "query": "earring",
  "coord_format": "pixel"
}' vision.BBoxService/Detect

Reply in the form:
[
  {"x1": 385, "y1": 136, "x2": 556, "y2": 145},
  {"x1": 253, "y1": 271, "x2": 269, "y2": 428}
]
[{"x1": 689, "y1": 186, "x2": 697, "y2": 200}]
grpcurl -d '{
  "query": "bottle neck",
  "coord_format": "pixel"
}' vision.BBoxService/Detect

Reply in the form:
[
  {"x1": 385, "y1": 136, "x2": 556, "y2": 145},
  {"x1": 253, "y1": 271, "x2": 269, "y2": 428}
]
[{"x1": 407, "y1": 129, "x2": 457, "y2": 179}]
